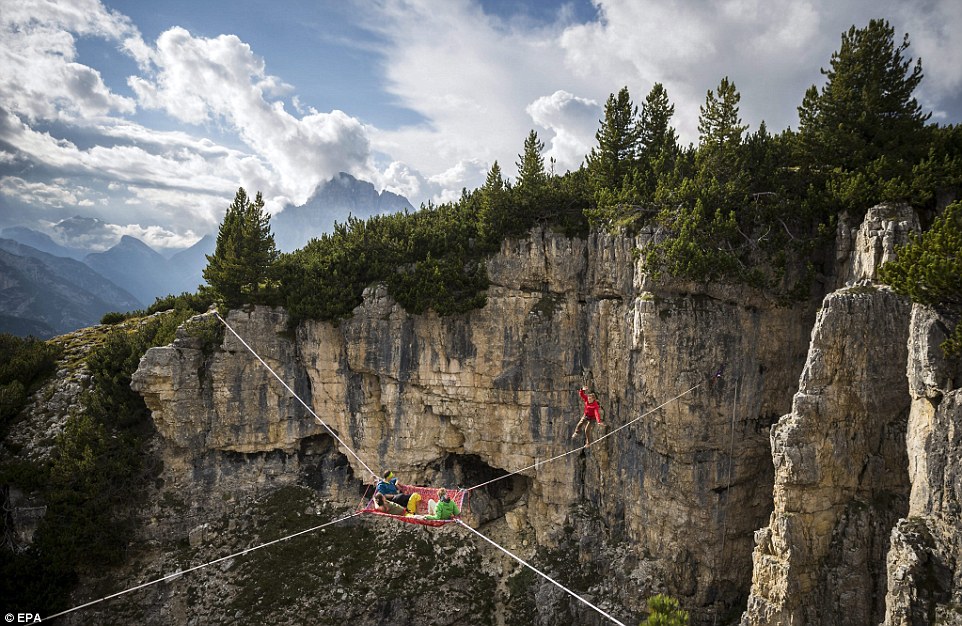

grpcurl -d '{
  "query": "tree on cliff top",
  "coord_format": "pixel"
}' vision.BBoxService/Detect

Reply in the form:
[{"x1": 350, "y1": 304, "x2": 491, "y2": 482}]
[
  {"x1": 879, "y1": 201, "x2": 962, "y2": 357},
  {"x1": 203, "y1": 187, "x2": 279, "y2": 308},
  {"x1": 798, "y1": 19, "x2": 929, "y2": 172},
  {"x1": 516, "y1": 129, "x2": 547, "y2": 195},
  {"x1": 697, "y1": 76, "x2": 748, "y2": 190},
  {"x1": 586, "y1": 86, "x2": 642, "y2": 193}
]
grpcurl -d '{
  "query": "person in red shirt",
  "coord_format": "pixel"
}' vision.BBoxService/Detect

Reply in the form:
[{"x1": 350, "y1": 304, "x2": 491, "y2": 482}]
[{"x1": 571, "y1": 386, "x2": 602, "y2": 447}]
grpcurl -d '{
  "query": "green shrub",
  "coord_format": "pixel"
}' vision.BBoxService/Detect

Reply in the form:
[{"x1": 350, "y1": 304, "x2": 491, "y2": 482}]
[
  {"x1": 880, "y1": 201, "x2": 962, "y2": 356},
  {"x1": 100, "y1": 311, "x2": 128, "y2": 325},
  {"x1": 642, "y1": 594, "x2": 689, "y2": 626},
  {"x1": 2, "y1": 308, "x2": 197, "y2": 610},
  {"x1": 0, "y1": 334, "x2": 61, "y2": 432},
  {"x1": 146, "y1": 291, "x2": 214, "y2": 315}
]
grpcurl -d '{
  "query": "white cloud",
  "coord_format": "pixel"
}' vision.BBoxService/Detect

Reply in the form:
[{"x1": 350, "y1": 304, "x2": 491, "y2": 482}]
[
  {"x1": 0, "y1": 0, "x2": 139, "y2": 122},
  {"x1": 892, "y1": 1, "x2": 962, "y2": 119},
  {"x1": 0, "y1": 0, "x2": 384, "y2": 232},
  {"x1": 372, "y1": 161, "x2": 431, "y2": 206},
  {"x1": 554, "y1": 0, "x2": 962, "y2": 142},
  {"x1": 364, "y1": 0, "x2": 962, "y2": 183},
  {"x1": 129, "y1": 26, "x2": 372, "y2": 205},
  {"x1": 557, "y1": 0, "x2": 830, "y2": 141},
  {"x1": 48, "y1": 215, "x2": 116, "y2": 251},
  {"x1": 0, "y1": 110, "x2": 241, "y2": 196},
  {"x1": 429, "y1": 159, "x2": 488, "y2": 203},
  {"x1": 3, "y1": 0, "x2": 962, "y2": 243},
  {"x1": 123, "y1": 185, "x2": 229, "y2": 233},
  {"x1": 363, "y1": 0, "x2": 586, "y2": 193},
  {"x1": 43, "y1": 214, "x2": 200, "y2": 251},
  {"x1": 113, "y1": 223, "x2": 201, "y2": 249},
  {"x1": 0, "y1": 176, "x2": 99, "y2": 210},
  {"x1": 526, "y1": 90, "x2": 600, "y2": 171}
]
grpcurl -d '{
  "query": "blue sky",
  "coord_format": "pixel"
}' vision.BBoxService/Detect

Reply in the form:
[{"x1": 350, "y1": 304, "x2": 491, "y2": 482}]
[{"x1": 1, "y1": 0, "x2": 960, "y2": 251}]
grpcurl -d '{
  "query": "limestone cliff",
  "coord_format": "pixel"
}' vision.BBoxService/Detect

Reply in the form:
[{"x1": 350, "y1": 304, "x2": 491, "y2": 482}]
[
  {"x1": 741, "y1": 203, "x2": 962, "y2": 626},
  {"x1": 132, "y1": 226, "x2": 818, "y2": 624},
  {"x1": 741, "y1": 285, "x2": 912, "y2": 626},
  {"x1": 112, "y1": 201, "x2": 962, "y2": 626},
  {"x1": 883, "y1": 303, "x2": 962, "y2": 626}
]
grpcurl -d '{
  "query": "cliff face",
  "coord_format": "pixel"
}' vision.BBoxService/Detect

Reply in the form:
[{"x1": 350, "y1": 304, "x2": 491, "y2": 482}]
[
  {"x1": 126, "y1": 203, "x2": 962, "y2": 625},
  {"x1": 133, "y1": 227, "x2": 818, "y2": 623},
  {"x1": 741, "y1": 203, "x2": 962, "y2": 626},
  {"x1": 883, "y1": 303, "x2": 962, "y2": 626},
  {"x1": 741, "y1": 285, "x2": 913, "y2": 626}
]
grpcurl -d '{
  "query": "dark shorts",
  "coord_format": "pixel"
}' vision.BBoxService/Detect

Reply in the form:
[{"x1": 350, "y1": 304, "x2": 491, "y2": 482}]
[
  {"x1": 582, "y1": 414, "x2": 600, "y2": 424},
  {"x1": 387, "y1": 493, "x2": 411, "y2": 506}
]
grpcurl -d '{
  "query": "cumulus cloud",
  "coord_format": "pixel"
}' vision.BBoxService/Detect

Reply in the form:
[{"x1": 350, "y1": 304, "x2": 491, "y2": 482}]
[
  {"x1": 49, "y1": 215, "x2": 117, "y2": 251},
  {"x1": 372, "y1": 161, "x2": 431, "y2": 206},
  {"x1": 113, "y1": 223, "x2": 202, "y2": 249},
  {"x1": 2, "y1": 0, "x2": 961, "y2": 242},
  {"x1": 44, "y1": 214, "x2": 200, "y2": 251},
  {"x1": 526, "y1": 90, "x2": 600, "y2": 171},
  {"x1": 129, "y1": 26, "x2": 372, "y2": 205},
  {"x1": 363, "y1": 0, "x2": 585, "y2": 192},
  {"x1": 556, "y1": 0, "x2": 962, "y2": 142},
  {"x1": 0, "y1": 0, "x2": 383, "y2": 233},
  {"x1": 893, "y1": 1, "x2": 962, "y2": 119},
  {"x1": 558, "y1": 0, "x2": 829, "y2": 141},
  {"x1": 429, "y1": 159, "x2": 489, "y2": 203},
  {"x1": 0, "y1": 0, "x2": 139, "y2": 122}
]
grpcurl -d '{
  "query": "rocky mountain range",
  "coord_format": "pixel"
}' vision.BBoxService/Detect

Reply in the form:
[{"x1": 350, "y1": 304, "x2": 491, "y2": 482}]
[
  {"x1": 0, "y1": 173, "x2": 413, "y2": 337},
  {"x1": 0, "y1": 238, "x2": 142, "y2": 336},
  {"x1": 82, "y1": 235, "x2": 187, "y2": 306}
]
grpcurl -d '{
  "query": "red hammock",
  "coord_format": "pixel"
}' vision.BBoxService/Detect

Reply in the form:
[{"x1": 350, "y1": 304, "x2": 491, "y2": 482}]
[{"x1": 361, "y1": 483, "x2": 467, "y2": 527}]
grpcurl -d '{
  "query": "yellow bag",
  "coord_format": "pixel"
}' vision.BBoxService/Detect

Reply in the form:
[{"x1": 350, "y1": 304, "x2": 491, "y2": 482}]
[{"x1": 407, "y1": 492, "x2": 421, "y2": 514}]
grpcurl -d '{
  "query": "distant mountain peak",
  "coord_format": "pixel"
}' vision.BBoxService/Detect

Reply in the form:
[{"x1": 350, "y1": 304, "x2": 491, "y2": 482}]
[
  {"x1": 271, "y1": 173, "x2": 414, "y2": 251},
  {"x1": 117, "y1": 234, "x2": 153, "y2": 248},
  {"x1": 1, "y1": 226, "x2": 86, "y2": 260}
]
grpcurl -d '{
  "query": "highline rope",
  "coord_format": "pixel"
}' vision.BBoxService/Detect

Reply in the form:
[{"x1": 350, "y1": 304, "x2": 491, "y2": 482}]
[
  {"x1": 456, "y1": 520, "x2": 629, "y2": 626},
  {"x1": 463, "y1": 381, "x2": 703, "y2": 493},
  {"x1": 215, "y1": 311, "x2": 378, "y2": 481},
  {"x1": 40, "y1": 512, "x2": 361, "y2": 623}
]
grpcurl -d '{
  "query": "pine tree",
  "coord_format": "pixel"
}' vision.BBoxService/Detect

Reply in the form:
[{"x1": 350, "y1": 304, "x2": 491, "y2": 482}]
[
  {"x1": 798, "y1": 19, "x2": 930, "y2": 171},
  {"x1": 516, "y1": 129, "x2": 547, "y2": 193},
  {"x1": 879, "y1": 201, "x2": 962, "y2": 356},
  {"x1": 642, "y1": 594, "x2": 690, "y2": 626},
  {"x1": 477, "y1": 161, "x2": 511, "y2": 246},
  {"x1": 698, "y1": 76, "x2": 747, "y2": 156},
  {"x1": 695, "y1": 77, "x2": 749, "y2": 202},
  {"x1": 586, "y1": 86, "x2": 642, "y2": 193},
  {"x1": 636, "y1": 82, "x2": 680, "y2": 202},
  {"x1": 639, "y1": 82, "x2": 678, "y2": 164},
  {"x1": 203, "y1": 187, "x2": 279, "y2": 308},
  {"x1": 514, "y1": 129, "x2": 549, "y2": 228}
]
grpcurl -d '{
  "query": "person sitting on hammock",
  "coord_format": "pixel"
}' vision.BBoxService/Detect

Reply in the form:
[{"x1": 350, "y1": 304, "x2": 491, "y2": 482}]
[
  {"x1": 416, "y1": 488, "x2": 460, "y2": 521},
  {"x1": 373, "y1": 492, "x2": 407, "y2": 515},
  {"x1": 571, "y1": 386, "x2": 602, "y2": 447},
  {"x1": 376, "y1": 470, "x2": 421, "y2": 514}
]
